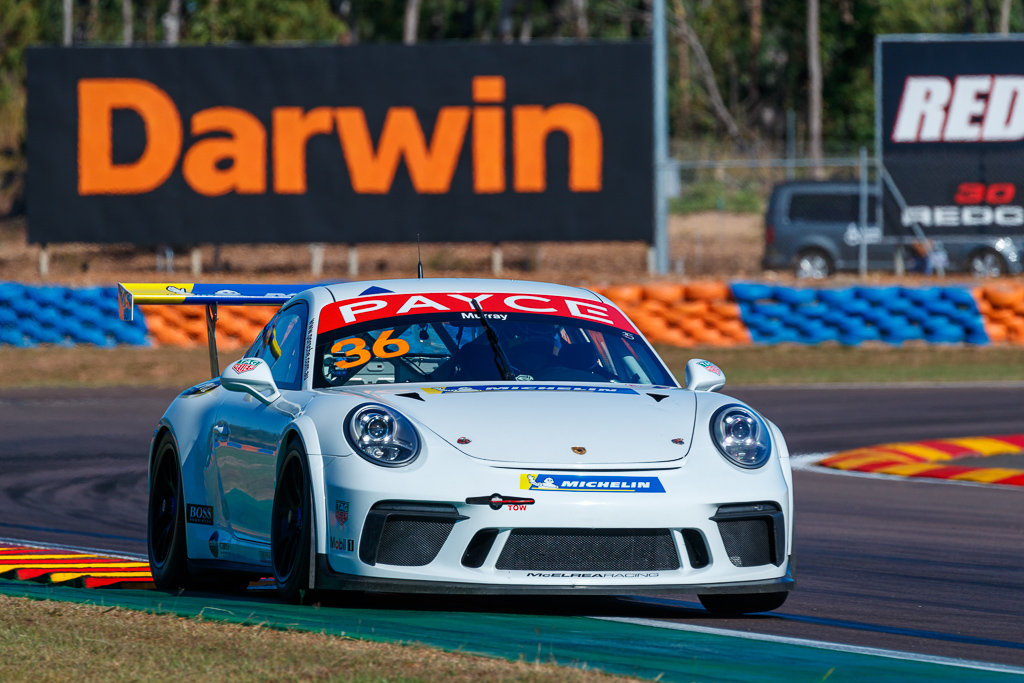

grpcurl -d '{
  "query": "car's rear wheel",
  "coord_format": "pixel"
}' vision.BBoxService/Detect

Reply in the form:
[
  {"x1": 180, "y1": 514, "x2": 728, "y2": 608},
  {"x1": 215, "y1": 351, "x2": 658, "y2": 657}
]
[
  {"x1": 794, "y1": 248, "x2": 834, "y2": 279},
  {"x1": 271, "y1": 441, "x2": 315, "y2": 603},
  {"x1": 148, "y1": 433, "x2": 192, "y2": 590},
  {"x1": 968, "y1": 248, "x2": 1007, "y2": 278},
  {"x1": 698, "y1": 591, "x2": 788, "y2": 616}
]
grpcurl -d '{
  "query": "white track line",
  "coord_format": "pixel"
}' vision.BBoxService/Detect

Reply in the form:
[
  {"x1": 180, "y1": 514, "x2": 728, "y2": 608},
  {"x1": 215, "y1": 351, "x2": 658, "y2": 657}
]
[
  {"x1": 789, "y1": 454, "x2": 1024, "y2": 491},
  {"x1": 0, "y1": 536, "x2": 147, "y2": 562},
  {"x1": 593, "y1": 616, "x2": 1024, "y2": 675}
]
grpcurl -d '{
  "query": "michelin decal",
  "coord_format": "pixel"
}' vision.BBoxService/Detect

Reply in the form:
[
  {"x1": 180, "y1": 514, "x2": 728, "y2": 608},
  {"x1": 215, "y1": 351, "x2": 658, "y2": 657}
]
[{"x1": 521, "y1": 474, "x2": 665, "y2": 492}]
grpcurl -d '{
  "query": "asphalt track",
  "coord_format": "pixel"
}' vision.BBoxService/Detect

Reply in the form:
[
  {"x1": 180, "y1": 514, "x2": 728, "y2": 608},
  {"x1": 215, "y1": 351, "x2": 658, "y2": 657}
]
[{"x1": 1, "y1": 384, "x2": 1023, "y2": 675}]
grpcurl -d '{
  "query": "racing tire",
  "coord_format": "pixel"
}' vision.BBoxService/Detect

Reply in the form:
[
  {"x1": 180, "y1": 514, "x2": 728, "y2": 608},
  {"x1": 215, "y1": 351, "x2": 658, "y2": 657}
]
[
  {"x1": 967, "y1": 248, "x2": 1007, "y2": 278},
  {"x1": 148, "y1": 432, "x2": 193, "y2": 590},
  {"x1": 793, "y1": 248, "x2": 834, "y2": 279},
  {"x1": 271, "y1": 441, "x2": 316, "y2": 604},
  {"x1": 698, "y1": 591, "x2": 788, "y2": 616}
]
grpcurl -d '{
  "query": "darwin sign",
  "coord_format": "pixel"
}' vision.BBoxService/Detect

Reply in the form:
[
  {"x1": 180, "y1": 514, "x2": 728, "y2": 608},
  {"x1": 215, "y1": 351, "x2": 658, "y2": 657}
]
[
  {"x1": 27, "y1": 44, "x2": 653, "y2": 245},
  {"x1": 879, "y1": 36, "x2": 1024, "y2": 237}
]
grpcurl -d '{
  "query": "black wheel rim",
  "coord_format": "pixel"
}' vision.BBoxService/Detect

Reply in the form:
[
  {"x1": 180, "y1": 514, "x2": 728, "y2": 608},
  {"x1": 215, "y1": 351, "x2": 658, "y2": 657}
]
[
  {"x1": 149, "y1": 445, "x2": 179, "y2": 567},
  {"x1": 272, "y1": 455, "x2": 305, "y2": 582}
]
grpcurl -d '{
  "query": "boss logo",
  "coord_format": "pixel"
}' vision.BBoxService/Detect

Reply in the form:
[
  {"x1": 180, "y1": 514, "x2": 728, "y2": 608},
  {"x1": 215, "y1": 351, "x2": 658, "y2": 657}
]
[{"x1": 187, "y1": 504, "x2": 213, "y2": 525}]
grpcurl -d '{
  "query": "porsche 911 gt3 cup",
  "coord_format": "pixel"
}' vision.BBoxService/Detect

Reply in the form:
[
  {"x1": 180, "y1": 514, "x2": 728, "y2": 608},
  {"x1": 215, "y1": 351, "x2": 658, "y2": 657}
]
[{"x1": 120, "y1": 278, "x2": 794, "y2": 615}]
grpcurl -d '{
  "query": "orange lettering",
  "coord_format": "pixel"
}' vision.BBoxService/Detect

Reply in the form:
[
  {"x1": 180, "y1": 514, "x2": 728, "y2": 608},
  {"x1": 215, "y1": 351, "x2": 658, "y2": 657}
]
[
  {"x1": 336, "y1": 107, "x2": 470, "y2": 194},
  {"x1": 473, "y1": 76, "x2": 505, "y2": 194},
  {"x1": 78, "y1": 78, "x2": 182, "y2": 195},
  {"x1": 182, "y1": 107, "x2": 266, "y2": 196},
  {"x1": 272, "y1": 107, "x2": 334, "y2": 194},
  {"x1": 513, "y1": 104, "x2": 602, "y2": 193},
  {"x1": 473, "y1": 75, "x2": 505, "y2": 103}
]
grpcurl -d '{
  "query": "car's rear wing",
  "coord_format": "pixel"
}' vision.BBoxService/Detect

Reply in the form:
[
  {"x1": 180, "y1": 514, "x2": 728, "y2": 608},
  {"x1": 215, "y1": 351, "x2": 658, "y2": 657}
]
[{"x1": 118, "y1": 283, "x2": 310, "y2": 378}]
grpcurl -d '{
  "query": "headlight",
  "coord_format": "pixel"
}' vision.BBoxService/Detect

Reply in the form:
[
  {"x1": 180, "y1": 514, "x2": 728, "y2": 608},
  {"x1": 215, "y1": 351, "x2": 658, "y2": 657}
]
[
  {"x1": 710, "y1": 404, "x2": 771, "y2": 469},
  {"x1": 345, "y1": 404, "x2": 420, "y2": 467}
]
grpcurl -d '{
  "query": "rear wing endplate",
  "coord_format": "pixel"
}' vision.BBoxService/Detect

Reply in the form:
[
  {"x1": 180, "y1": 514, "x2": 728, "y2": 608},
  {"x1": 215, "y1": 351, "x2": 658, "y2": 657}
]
[{"x1": 118, "y1": 283, "x2": 310, "y2": 379}]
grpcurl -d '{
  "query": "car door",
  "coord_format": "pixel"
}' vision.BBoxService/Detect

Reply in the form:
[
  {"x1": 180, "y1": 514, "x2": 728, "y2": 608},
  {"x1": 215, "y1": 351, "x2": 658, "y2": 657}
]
[{"x1": 212, "y1": 302, "x2": 310, "y2": 543}]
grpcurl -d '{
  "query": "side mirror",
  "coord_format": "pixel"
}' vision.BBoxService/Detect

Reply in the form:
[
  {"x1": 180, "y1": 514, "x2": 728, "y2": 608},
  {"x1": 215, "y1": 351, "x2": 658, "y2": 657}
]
[
  {"x1": 221, "y1": 357, "x2": 281, "y2": 405},
  {"x1": 684, "y1": 358, "x2": 726, "y2": 392}
]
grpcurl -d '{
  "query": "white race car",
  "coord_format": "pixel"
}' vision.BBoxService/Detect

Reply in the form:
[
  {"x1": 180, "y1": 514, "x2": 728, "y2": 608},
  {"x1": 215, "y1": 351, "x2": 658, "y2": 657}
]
[{"x1": 120, "y1": 278, "x2": 794, "y2": 615}]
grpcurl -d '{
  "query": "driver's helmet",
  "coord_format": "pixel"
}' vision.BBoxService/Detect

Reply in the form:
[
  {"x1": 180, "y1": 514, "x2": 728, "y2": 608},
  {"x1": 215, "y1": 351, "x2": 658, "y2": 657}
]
[{"x1": 503, "y1": 322, "x2": 560, "y2": 374}]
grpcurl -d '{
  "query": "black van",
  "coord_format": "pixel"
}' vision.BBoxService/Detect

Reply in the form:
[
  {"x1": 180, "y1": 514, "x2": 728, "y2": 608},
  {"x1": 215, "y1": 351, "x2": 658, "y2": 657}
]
[{"x1": 761, "y1": 181, "x2": 1024, "y2": 278}]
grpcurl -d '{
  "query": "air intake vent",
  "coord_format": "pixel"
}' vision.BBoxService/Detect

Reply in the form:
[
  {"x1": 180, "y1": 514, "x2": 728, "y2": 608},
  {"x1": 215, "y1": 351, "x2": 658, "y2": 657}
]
[
  {"x1": 680, "y1": 528, "x2": 710, "y2": 568},
  {"x1": 717, "y1": 519, "x2": 772, "y2": 567},
  {"x1": 376, "y1": 517, "x2": 456, "y2": 566},
  {"x1": 495, "y1": 528, "x2": 680, "y2": 571},
  {"x1": 711, "y1": 502, "x2": 784, "y2": 567},
  {"x1": 359, "y1": 502, "x2": 466, "y2": 567},
  {"x1": 461, "y1": 528, "x2": 499, "y2": 568}
]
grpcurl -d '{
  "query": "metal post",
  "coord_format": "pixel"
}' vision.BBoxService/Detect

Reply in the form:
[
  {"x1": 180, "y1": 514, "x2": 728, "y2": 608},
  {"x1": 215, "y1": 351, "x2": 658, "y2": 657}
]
[
  {"x1": 309, "y1": 243, "x2": 325, "y2": 278},
  {"x1": 786, "y1": 109, "x2": 796, "y2": 180},
  {"x1": 858, "y1": 146, "x2": 868, "y2": 279},
  {"x1": 122, "y1": 0, "x2": 133, "y2": 45},
  {"x1": 491, "y1": 243, "x2": 503, "y2": 276},
  {"x1": 347, "y1": 245, "x2": 359, "y2": 278},
  {"x1": 652, "y1": 0, "x2": 669, "y2": 275},
  {"x1": 39, "y1": 245, "x2": 50, "y2": 277},
  {"x1": 205, "y1": 303, "x2": 219, "y2": 379},
  {"x1": 63, "y1": 0, "x2": 73, "y2": 45}
]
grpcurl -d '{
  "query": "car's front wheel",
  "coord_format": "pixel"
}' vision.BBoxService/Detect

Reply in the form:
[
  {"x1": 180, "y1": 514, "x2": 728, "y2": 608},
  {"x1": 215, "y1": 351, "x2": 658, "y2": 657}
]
[
  {"x1": 698, "y1": 591, "x2": 788, "y2": 616},
  {"x1": 148, "y1": 432, "x2": 192, "y2": 590},
  {"x1": 271, "y1": 441, "x2": 315, "y2": 603}
]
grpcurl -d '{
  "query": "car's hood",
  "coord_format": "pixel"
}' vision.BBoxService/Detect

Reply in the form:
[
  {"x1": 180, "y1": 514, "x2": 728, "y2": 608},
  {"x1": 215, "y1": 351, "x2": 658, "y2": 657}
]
[{"x1": 339, "y1": 383, "x2": 696, "y2": 465}]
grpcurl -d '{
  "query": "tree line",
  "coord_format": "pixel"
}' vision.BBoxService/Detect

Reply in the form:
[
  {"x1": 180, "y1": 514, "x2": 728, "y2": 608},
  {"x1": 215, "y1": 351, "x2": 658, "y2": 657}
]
[{"x1": 1, "y1": 0, "x2": 1022, "y2": 216}]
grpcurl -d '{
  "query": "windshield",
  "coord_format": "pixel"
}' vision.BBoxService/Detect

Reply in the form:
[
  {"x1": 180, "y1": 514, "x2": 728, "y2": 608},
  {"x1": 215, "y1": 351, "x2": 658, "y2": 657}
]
[{"x1": 313, "y1": 312, "x2": 675, "y2": 388}]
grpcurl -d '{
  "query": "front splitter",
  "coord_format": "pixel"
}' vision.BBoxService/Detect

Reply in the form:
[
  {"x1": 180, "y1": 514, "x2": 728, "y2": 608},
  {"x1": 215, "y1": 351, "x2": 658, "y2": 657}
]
[{"x1": 314, "y1": 554, "x2": 795, "y2": 596}]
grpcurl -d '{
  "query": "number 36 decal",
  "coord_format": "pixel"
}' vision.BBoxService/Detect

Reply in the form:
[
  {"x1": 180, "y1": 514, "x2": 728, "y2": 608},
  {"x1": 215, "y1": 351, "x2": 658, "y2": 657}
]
[{"x1": 331, "y1": 330, "x2": 410, "y2": 369}]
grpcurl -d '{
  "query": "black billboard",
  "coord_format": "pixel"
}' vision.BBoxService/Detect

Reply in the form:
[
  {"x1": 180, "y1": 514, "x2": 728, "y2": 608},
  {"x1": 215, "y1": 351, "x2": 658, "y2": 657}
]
[
  {"x1": 879, "y1": 36, "x2": 1024, "y2": 237},
  {"x1": 27, "y1": 44, "x2": 653, "y2": 245}
]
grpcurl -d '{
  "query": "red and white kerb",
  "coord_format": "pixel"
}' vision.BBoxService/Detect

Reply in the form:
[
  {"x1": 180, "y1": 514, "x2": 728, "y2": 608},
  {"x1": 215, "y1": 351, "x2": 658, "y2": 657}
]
[{"x1": 317, "y1": 292, "x2": 637, "y2": 335}]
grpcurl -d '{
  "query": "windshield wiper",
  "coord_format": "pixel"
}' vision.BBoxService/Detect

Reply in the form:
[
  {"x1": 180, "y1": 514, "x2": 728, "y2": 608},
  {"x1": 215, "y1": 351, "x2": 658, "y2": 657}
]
[{"x1": 471, "y1": 298, "x2": 518, "y2": 381}]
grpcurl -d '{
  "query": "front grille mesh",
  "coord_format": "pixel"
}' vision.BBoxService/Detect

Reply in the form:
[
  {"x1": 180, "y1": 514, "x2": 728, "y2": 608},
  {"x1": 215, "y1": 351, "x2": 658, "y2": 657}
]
[
  {"x1": 717, "y1": 519, "x2": 772, "y2": 567},
  {"x1": 375, "y1": 517, "x2": 455, "y2": 566},
  {"x1": 495, "y1": 528, "x2": 680, "y2": 571}
]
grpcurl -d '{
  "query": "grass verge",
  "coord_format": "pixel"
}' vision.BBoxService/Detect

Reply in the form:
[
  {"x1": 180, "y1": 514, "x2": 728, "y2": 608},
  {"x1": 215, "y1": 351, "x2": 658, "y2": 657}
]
[
  {"x1": 0, "y1": 594, "x2": 635, "y2": 683},
  {"x1": 2, "y1": 343, "x2": 1024, "y2": 389}
]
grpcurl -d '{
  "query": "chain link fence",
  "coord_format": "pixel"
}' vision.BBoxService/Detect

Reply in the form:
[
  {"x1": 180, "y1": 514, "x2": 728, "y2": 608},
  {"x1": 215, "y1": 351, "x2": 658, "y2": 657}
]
[{"x1": 667, "y1": 154, "x2": 878, "y2": 277}]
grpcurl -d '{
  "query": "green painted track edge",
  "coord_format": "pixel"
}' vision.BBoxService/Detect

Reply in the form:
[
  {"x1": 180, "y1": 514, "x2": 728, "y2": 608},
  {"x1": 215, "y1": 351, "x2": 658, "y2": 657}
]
[{"x1": 0, "y1": 579, "x2": 1018, "y2": 683}]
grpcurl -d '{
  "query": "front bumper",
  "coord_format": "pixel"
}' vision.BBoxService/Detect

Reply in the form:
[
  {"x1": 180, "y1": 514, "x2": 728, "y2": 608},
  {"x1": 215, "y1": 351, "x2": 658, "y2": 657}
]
[
  {"x1": 317, "y1": 444, "x2": 794, "y2": 592},
  {"x1": 314, "y1": 553, "x2": 795, "y2": 595}
]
